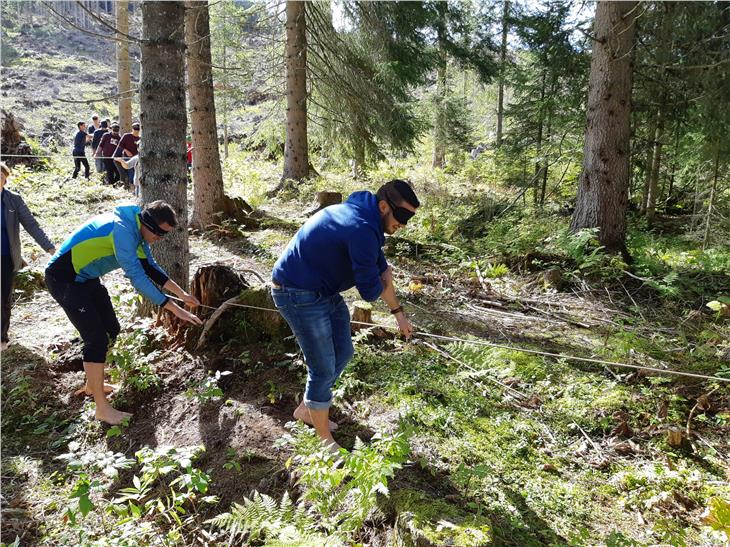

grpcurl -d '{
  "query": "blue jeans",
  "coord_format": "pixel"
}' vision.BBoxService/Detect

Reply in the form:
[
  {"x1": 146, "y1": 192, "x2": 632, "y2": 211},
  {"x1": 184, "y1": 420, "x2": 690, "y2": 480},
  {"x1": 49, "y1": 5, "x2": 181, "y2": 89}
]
[{"x1": 271, "y1": 286, "x2": 353, "y2": 410}]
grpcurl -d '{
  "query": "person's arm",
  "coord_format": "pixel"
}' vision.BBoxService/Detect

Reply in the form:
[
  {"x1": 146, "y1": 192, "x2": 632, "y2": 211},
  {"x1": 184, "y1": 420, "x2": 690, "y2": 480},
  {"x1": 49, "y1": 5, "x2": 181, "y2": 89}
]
[
  {"x1": 379, "y1": 265, "x2": 413, "y2": 338},
  {"x1": 96, "y1": 134, "x2": 107, "y2": 158},
  {"x1": 140, "y1": 239, "x2": 202, "y2": 323},
  {"x1": 348, "y1": 230, "x2": 412, "y2": 337},
  {"x1": 15, "y1": 195, "x2": 55, "y2": 254}
]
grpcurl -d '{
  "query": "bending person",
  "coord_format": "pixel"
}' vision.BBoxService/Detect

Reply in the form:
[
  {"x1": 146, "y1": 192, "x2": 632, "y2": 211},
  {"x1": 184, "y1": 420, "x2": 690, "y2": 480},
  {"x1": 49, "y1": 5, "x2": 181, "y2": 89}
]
[
  {"x1": 271, "y1": 179, "x2": 419, "y2": 450},
  {"x1": 45, "y1": 201, "x2": 202, "y2": 424}
]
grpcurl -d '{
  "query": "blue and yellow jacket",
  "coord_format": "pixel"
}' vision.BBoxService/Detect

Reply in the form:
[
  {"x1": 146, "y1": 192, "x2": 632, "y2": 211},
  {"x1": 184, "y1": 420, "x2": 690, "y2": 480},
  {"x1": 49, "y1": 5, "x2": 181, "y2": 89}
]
[{"x1": 46, "y1": 204, "x2": 169, "y2": 305}]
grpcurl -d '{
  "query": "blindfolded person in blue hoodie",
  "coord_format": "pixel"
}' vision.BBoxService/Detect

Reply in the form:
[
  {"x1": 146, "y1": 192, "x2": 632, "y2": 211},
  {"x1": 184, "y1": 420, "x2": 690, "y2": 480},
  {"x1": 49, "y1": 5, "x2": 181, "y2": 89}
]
[{"x1": 271, "y1": 179, "x2": 419, "y2": 450}]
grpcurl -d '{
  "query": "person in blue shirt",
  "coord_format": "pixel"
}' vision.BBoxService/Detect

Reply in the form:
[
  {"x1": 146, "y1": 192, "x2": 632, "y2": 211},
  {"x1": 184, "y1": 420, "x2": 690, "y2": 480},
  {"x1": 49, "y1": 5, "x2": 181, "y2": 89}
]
[
  {"x1": 46, "y1": 201, "x2": 203, "y2": 425},
  {"x1": 71, "y1": 121, "x2": 91, "y2": 179},
  {"x1": 271, "y1": 179, "x2": 419, "y2": 450}
]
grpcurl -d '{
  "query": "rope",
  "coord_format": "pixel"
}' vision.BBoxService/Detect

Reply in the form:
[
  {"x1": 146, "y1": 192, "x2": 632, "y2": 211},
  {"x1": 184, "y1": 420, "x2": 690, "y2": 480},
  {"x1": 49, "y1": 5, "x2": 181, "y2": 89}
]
[
  {"x1": 165, "y1": 295, "x2": 730, "y2": 384},
  {"x1": 1, "y1": 153, "x2": 134, "y2": 160}
]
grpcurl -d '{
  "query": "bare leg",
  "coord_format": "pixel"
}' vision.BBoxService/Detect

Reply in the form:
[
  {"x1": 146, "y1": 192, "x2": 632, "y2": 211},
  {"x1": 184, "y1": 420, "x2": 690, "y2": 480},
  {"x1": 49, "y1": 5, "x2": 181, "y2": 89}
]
[
  {"x1": 74, "y1": 383, "x2": 114, "y2": 397},
  {"x1": 306, "y1": 407, "x2": 340, "y2": 452},
  {"x1": 84, "y1": 361, "x2": 131, "y2": 425},
  {"x1": 293, "y1": 401, "x2": 338, "y2": 431}
]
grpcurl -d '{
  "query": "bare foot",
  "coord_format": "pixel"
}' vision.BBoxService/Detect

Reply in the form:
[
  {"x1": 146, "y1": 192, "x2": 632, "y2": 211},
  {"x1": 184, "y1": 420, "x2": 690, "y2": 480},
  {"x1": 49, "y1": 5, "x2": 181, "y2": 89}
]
[
  {"x1": 325, "y1": 440, "x2": 343, "y2": 454},
  {"x1": 74, "y1": 384, "x2": 115, "y2": 397},
  {"x1": 293, "y1": 404, "x2": 338, "y2": 431},
  {"x1": 95, "y1": 405, "x2": 132, "y2": 425}
]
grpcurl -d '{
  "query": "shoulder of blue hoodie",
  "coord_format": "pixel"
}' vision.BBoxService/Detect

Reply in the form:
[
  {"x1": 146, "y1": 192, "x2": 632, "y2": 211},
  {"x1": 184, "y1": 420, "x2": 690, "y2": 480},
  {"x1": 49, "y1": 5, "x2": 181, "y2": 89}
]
[{"x1": 343, "y1": 191, "x2": 388, "y2": 301}]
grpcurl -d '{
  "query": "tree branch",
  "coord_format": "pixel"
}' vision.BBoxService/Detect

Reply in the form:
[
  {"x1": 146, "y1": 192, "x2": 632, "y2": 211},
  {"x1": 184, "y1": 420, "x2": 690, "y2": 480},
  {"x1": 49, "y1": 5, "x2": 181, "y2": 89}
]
[
  {"x1": 75, "y1": 1, "x2": 141, "y2": 42},
  {"x1": 42, "y1": 2, "x2": 141, "y2": 44}
]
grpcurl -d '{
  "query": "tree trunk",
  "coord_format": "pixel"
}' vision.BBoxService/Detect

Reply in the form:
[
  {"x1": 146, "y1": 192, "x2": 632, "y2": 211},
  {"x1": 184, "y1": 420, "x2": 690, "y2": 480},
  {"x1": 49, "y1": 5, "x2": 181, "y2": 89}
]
[
  {"x1": 282, "y1": 0, "x2": 308, "y2": 181},
  {"x1": 644, "y1": 3, "x2": 673, "y2": 224},
  {"x1": 185, "y1": 0, "x2": 227, "y2": 230},
  {"x1": 116, "y1": 0, "x2": 132, "y2": 133},
  {"x1": 570, "y1": 1, "x2": 637, "y2": 258},
  {"x1": 222, "y1": 42, "x2": 229, "y2": 159},
  {"x1": 640, "y1": 113, "x2": 657, "y2": 214},
  {"x1": 534, "y1": 70, "x2": 546, "y2": 205},
  {"x1": 645, "y1": 114, "x2": 664, "y2": 223},
  {"x1": 432, "y1": 52, "x2": 447, "y2": 169},
  {"x1": 702, "y1": 147, "x2": 720, "y2": 249},
  {"x1": 496, "y1": 0, "x2": 509, "y2": 147},
  {"x1": 140, "y1": 0, "x2": 190, "y2": 289}
]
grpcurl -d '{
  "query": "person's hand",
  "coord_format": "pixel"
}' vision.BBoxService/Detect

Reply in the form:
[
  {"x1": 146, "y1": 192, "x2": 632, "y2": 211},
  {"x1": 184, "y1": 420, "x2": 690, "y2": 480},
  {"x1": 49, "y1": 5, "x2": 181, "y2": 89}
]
[
  {"x1": 180, "y1": 292, "x2": 200, "y2": 308},
  {"x1": 165, "y1": 301, "x2": 203, "y2": 325},
  {"x1": 47, "y1": 246, "x2": 56, "y2": 255},
  {"x1": 395, "y1": 312, "x2": 413, "y2": 339}
]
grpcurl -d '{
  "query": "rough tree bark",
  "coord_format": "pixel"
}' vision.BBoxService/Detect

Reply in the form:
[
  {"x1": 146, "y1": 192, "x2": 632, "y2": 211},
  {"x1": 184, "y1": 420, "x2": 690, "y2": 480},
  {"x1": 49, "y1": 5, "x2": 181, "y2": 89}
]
[
  {"x1": 116, "y1": 0, "x2": 132, "y2": 132},
  {"x1": 139, "y1": 0, "x2": 190, "y2": 289},
  {"x1": 282, "y1": 0, "x2": 308, "y2": 181},
  {"x1": 185, "y1": 0, "x2": 227, "y2": 229},
  {"x1": 570, "y1": 1, "x2": 637, "y2": 258}
]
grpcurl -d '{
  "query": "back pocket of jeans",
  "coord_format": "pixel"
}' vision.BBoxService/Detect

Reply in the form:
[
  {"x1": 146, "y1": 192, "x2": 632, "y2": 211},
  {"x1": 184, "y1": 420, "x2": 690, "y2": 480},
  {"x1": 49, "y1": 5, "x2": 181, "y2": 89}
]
[{"x1": 290, "y1": 290, "x2": 321, "y2": 307}]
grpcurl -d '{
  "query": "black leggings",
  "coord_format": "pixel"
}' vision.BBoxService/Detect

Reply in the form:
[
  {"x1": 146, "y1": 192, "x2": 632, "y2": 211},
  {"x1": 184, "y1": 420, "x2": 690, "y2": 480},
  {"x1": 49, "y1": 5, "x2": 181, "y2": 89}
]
[
  {"x1": 45, "y1": 274, "x2": 120, "y2": 362},
  {"x1": 72, "y1": 157, "x2": 90, "y2": 178},
  {"x1": 1, "y1": 254, "x2": 15, "y2": 343}
]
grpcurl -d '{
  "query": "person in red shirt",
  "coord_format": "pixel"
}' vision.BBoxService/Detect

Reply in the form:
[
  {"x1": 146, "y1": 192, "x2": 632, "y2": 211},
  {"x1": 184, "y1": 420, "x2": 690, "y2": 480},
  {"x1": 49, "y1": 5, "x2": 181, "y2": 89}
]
[
  {"x1": 96, "y1": 123, "x2": 122, "y2": 184},
  {"x1": 114, "y1": 122, "x2": 141, "y2": 188},
  {"x1": 186, "y1": 134, "x2": 193, "y2": 171}
]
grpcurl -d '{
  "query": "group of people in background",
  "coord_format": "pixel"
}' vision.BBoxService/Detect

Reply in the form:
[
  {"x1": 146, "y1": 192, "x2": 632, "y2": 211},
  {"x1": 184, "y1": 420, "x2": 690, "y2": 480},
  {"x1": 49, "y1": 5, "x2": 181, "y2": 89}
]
[{"x1": 72, "y1": 114, "x2": 140, "y2": 193}]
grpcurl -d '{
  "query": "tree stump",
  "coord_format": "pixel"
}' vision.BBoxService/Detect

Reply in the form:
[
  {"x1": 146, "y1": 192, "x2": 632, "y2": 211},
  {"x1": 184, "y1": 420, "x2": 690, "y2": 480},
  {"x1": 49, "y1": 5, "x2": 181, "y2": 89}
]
[
  {"x1": 1, "y1": 109, "x2": 34, "y2": 167},
  {"x1": 316, "y1": 191, "x2": 342, "y2": 209},
  {"x1": 221, "y1": 195, "x2": 258, "y2": 228},
  {"x1": 351, "y1": 301, "x2": 372, "y2": 333},
  {"x1": 193, "y1": 284, "x2": 291, "y2": 351},
  {"x1": 190, "y1": 264, "x2": 249, "y2": 314},
  {"x1": 542, "y1": 268, "x2": 563, "y2": 289}
]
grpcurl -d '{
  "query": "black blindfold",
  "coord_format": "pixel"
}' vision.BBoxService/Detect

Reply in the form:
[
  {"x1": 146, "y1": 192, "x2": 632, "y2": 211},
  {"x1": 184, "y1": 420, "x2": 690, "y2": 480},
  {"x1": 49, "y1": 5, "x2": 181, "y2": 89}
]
[{"x1": 139, "y1": 211, "x2": 169, "y2": 237}]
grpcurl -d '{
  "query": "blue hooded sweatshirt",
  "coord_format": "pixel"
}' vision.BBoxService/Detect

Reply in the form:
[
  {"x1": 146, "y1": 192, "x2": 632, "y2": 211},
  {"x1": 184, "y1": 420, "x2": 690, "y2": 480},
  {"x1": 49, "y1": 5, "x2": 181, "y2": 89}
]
[{"x1": 272, "y1": 191, "x2": 388, "y2": 302}]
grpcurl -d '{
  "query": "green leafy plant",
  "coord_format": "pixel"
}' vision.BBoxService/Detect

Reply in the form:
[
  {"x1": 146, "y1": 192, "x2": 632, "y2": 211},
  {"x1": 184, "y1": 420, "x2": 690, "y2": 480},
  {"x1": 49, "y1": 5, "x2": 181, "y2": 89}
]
[
  {"x1": 107, "y1": 326, "x2": 162, "y2": 393},
  {"x1": 702, "y1": 497, "x2": 730, "y2": 542},
  {"x1": 210, "y1": 423, "x2": 410, "y2": 544},
  {"x1": 185, "y1": 370, "x2": 232, "y2": 402}
]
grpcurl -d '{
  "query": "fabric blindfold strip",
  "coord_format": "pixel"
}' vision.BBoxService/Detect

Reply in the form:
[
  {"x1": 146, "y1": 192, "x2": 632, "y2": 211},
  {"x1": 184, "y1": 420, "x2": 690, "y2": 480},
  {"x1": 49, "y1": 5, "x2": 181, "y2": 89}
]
[
  {"x1": 139, "y1": 211, "x2": 169, "y2": 237},
  {"x1": 385, "y1": 195, "x2": 415, "y2": 225}
]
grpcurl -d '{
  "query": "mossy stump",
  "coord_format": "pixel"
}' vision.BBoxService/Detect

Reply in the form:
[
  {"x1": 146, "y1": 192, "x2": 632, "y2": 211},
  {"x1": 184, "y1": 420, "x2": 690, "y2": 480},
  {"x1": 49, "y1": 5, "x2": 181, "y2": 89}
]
[{"x1": 193, "y1": 284, "x2": 292, "y2": 351}]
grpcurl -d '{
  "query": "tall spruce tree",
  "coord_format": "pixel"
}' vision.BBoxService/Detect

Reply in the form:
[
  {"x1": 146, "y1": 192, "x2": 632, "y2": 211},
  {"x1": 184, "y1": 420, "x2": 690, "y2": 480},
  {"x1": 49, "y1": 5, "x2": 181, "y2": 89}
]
[
  {"x1": 570, "y1": 1, "x2": 638, "y2": 257},
  {"x1": 139, "y1": 0, "x2": 190, "y2": 288}
]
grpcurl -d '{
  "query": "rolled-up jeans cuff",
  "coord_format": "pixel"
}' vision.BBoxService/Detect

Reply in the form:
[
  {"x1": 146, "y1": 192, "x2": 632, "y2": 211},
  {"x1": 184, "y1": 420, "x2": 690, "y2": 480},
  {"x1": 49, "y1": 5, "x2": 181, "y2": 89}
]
[{"x1": 304, "y1": 397, "x2": 333, "y2": 410}]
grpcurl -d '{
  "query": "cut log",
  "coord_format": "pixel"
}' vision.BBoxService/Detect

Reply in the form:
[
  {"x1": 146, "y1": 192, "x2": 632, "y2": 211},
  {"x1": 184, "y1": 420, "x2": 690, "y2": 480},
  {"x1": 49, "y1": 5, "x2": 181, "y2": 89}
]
[{"x1": 351, "y1": 301, "x2": 372, "y2": 333}]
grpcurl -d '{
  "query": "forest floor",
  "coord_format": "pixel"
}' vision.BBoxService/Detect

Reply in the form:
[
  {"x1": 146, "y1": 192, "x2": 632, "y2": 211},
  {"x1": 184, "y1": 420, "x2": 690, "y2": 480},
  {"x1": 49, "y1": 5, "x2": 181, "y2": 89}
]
[
  {"x1": 2, "y1": 15, "x2": 730, "y2": 547},
  {"x1": 1, "y1": 159, "x2": 729, "y2": 547}
]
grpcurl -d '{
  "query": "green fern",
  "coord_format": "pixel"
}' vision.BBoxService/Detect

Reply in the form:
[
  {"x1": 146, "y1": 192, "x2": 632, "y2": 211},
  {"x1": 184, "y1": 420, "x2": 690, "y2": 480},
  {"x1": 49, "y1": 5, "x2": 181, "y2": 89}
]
[
  {"x1": 209, "y1": 424, "x2": 409, "y2": 544},
  {"x1": 207, "y1": 491, "x2": 338, "y2": 545}
]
